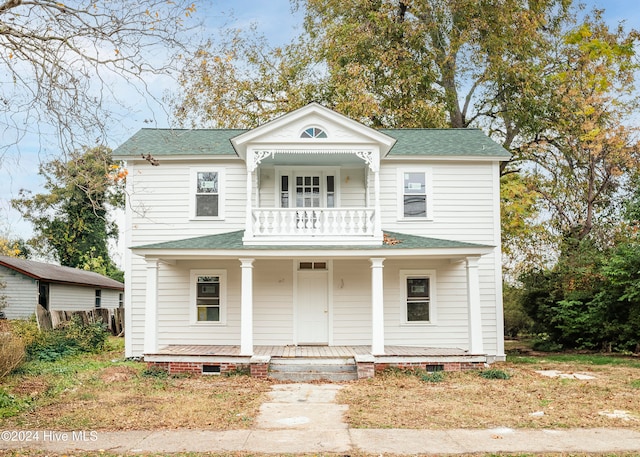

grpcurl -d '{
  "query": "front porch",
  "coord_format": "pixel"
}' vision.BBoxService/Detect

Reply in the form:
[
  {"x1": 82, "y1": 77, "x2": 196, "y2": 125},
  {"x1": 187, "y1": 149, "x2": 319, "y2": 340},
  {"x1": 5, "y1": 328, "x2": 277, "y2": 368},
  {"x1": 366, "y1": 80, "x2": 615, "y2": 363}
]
[{"x1": 144, "y1": 345, "x2": 488, "y2": 380}]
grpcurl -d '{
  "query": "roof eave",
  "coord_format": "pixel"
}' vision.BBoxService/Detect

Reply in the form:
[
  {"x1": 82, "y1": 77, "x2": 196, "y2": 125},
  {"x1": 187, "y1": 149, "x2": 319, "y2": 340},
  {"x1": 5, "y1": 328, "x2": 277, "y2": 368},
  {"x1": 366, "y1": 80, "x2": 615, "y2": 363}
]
[{"x1": 133, "y1": 246, "x2": 494, "y2": 259}]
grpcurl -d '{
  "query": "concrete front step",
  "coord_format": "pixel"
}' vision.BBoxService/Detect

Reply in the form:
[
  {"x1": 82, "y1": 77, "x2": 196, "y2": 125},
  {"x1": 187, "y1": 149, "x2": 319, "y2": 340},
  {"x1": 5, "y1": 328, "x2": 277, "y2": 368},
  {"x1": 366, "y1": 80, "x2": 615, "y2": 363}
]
[{"x1": 268, "y1": 357, "x2": 358, "y2": 382}]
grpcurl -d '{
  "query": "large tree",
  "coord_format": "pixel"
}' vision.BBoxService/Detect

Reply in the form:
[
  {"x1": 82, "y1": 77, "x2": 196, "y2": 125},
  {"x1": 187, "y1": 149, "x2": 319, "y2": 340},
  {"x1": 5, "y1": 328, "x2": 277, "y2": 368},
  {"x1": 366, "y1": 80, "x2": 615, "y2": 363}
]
[
  {"x1": 174, "y1": 0, "x2": 570, "y2": 138},
  {"x1": 11, "y1": 146, "x2": 125, "y2": 281},
  {"x1": 522, "y1": 12, "x2": 640, "y2": 244},
  {"x1": 0, "y1": 0, "x2": 198, "y2": 159}
]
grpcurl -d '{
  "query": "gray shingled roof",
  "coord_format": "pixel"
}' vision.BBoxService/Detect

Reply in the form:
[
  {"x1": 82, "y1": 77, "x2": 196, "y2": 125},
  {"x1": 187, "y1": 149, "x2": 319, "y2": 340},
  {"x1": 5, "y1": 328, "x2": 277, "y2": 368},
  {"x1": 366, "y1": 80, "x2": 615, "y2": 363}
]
[
  {"x1": 0, "y1": 256, "x2": 124, "y2": 290},
  {"x1": 134, "y1": 230, "x2": 491, "y2": 251},
  {"x1": 381, "y1": 129, "x2": 511, "y2": 158},
  {"x1": 114, "y1": 129, "x2": 244, "y2": 156},
  {"x1": 113, "y1": 128, "x2": 510, "y2": 159}
]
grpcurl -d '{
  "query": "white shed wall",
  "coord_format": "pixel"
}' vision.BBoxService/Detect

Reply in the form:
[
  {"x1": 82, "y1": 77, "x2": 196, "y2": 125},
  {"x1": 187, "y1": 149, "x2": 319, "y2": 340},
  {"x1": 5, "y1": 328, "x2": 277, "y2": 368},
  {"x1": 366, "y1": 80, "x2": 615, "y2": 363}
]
[
  {"x1": 49, "y1": 284, "x2": 121, "y2": 311},
  {"x1": 0, "y1": 266, "x2": 37, "y2": 319}
]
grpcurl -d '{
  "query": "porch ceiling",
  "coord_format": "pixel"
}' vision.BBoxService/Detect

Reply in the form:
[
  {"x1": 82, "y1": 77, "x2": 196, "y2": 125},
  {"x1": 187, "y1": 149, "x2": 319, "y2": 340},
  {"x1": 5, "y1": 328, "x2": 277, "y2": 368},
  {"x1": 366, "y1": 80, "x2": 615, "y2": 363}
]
[{"x1": 258, "y1": 151, "x2": 366, "y2": 166}]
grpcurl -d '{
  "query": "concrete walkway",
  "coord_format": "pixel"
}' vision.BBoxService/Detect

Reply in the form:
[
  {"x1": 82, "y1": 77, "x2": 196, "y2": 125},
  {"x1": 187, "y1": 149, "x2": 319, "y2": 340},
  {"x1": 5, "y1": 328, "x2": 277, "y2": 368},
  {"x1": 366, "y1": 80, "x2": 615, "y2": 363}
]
[{"x1": 2, "y1": 383, "x2": 640, "y2": 455}]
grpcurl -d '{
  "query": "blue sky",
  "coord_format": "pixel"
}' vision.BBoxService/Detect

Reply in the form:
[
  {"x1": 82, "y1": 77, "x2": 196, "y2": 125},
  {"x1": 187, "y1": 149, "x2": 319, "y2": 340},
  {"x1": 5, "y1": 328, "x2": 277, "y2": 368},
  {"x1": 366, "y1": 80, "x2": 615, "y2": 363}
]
[{"x1": 0, "y1": 0, "x2": 638, "y2": 242}]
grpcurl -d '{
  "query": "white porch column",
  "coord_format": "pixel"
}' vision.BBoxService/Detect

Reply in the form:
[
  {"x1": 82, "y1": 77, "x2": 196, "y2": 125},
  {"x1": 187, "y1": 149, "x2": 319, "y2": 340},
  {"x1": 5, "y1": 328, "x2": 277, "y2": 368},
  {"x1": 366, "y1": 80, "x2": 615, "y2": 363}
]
[
  {"x1": 370, "y1": 257, "x2": 385, "y2": 355},
  {"x1": 144, "y1": 259, "x2": 159, "y2": 355},
  {"x1": 244, "y1": 166, "x2": 254, "y2": 239},
  {"x1": 373, "y1": 169, "x2": 382, "y2": 238},
  {"x1": 239, "y1": 258, "x2": 255, "y2": 356},
  {"x1": 466, "y1": 256, "x2": 484, "y2": 354}
]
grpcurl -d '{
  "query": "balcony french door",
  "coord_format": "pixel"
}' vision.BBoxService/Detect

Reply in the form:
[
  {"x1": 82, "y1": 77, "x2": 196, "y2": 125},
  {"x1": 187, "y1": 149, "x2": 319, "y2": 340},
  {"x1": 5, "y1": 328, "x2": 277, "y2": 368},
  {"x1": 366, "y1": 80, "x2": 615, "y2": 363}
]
[{"x1": 295, "y1": 175, "x2": 320, "y2": 229}]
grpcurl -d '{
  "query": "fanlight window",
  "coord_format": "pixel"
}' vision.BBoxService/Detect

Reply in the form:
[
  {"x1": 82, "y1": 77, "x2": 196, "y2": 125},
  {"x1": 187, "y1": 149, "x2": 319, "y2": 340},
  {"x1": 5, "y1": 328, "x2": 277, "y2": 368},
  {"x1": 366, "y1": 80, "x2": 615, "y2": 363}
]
[{"x1": 301, "y1": 127, "x2": 327, "y2": 139}]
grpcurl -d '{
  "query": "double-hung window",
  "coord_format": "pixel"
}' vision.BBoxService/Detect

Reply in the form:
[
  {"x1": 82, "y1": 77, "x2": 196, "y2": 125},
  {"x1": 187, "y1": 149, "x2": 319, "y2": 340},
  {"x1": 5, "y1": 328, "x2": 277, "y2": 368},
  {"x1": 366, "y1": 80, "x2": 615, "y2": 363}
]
[
  {"x1": 398, "y1": 169, "x2": 433, "y2": 220},
  {"x1": 191, "y1": 270, "x2": 226, "y2": 324},
  {"x1": 401, "y1": 270, "x2": 436, "y2": 324},
  {"x1": 192, "y1": 169, "x2": 224, "y2": 219}
]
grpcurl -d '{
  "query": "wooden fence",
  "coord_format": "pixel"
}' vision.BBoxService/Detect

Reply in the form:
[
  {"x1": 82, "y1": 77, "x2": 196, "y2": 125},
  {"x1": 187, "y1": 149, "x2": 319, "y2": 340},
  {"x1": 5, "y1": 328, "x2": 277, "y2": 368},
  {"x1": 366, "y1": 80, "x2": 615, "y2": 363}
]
[{"x1": 36, "y1": 305, "x2": 124, "y2": 336}]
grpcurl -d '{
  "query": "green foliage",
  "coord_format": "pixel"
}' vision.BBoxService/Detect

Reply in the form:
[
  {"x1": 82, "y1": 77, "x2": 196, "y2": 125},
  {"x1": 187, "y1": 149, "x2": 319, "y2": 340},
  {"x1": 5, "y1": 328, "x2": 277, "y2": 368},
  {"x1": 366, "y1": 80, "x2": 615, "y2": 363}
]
[
  {"x1": 25, "y1": 316, "x2": 109, "y2": 362},
  {"x1": 631, "y1": 380, "x2": 640, "y2": 389},
  {"x1": 479, "y1": 369, "x2": 511, "y2": 380},
  {"x1": 519, "y1": 236, "x2": 612, "y2": 350},
  {"x1": 224, "y1": 365, "x2": 251, "y2": 377},
  {"x1": 141, "y1": 365, "x2": 170, "y2": 379},
  {"x1": 381, "y1": 366, "x2": 446, "y2": 383},
  {"x1": 0, "y1": 388, "x2": 28, "y2": 418},
  {"x1": 11, "y1": 145, "x2": 124, "y2": 281},
  {"x1": 9, "y1": 316, "x2": 40, "y2": 348},
  {"x1": 503, "y1": 284, "x2": 534, "y2": 337},
  {"x1": 419, "y1": 370, "x2": 445, "y2": 383}
]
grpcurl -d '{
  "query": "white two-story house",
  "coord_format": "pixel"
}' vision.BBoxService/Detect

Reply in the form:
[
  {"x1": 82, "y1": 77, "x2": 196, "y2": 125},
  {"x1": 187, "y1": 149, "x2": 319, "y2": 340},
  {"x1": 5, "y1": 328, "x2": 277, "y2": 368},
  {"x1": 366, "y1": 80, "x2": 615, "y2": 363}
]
[{"x1": 114, "y1": 103, "x2": 509, "y2": 378}]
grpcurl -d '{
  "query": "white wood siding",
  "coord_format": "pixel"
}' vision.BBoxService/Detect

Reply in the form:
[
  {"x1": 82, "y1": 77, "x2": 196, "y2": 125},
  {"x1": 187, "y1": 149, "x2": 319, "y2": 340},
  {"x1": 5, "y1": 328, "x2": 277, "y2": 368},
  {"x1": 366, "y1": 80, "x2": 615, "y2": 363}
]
[
  {"x1": 254, "y1": 260, "x2": 293, "y2": 345},
  {"x1": 340, "y1": 168, "x2": 366, "y2": 207},
  {"x1": 128, "y1": 160, "x2": 247, "y2": 245},
  {"x1": 332, "y1": 260, "x2": 371, "y2": 345},
  {"x1": 123, "y1": 150, "x2": 503, "y2": 357},
  {"x1": 378, "y1": 161, "x2": 497, "y2": 244},
  {"x1": 0, "y1": 266, "x2": 37, "y2": 319},
  {"x1": 49, "y1": 284, "x2": 120, "y2": 311}
]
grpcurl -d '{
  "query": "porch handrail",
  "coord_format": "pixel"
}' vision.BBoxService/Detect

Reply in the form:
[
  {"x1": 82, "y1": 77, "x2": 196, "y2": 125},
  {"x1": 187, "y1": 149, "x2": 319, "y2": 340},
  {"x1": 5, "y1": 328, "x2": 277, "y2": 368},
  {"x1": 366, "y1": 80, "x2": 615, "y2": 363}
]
[{"x1": 252, "y1": 207, "x2": 375, "y2": 236}]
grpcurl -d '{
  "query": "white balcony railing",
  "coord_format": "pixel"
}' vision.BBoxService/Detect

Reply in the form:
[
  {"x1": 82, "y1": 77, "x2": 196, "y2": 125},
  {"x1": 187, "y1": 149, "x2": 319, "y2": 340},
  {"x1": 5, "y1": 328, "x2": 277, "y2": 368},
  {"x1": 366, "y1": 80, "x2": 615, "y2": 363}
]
[{"x1": 251, "y1": 207, "x2": 375, "y2": 237}]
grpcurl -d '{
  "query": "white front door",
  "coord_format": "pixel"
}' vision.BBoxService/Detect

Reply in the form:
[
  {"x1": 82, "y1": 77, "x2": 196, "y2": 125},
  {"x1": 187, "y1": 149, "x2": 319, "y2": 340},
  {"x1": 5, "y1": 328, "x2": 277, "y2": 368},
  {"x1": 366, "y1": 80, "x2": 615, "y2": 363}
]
[{"x1": 296, "y1": 270, "x2": 329, "y2": 344}]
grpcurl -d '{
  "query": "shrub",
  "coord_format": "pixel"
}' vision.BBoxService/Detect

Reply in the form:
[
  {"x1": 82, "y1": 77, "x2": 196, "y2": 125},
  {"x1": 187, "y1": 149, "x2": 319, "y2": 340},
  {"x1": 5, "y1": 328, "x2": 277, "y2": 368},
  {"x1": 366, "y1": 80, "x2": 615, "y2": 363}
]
[
  {"x1": 141, "y1": 365, "x2": 169, "y2": 379},
  {"x1": 479, "y1": 368, "x2": 511, "y2": 380},
  {"x1": 419, "y1": 370, "x2": 445, "y2": 383},
  {"x1": 0, "y1": 331, "x2": 25, "y2": 379},
  {"x1": 25, "y1": 315, "x2": 109, "y2": 362},
  {"x1": 9, "y1": 316, "x2": 40, "y2": 348}
]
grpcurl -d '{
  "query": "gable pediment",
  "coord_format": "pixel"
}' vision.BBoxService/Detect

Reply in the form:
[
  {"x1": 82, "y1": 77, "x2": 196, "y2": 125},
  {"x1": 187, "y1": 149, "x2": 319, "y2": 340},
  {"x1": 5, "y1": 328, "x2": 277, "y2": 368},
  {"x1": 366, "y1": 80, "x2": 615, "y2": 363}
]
[{"x1": 230, "y1": 103, "x2": 396, "y2": 164}]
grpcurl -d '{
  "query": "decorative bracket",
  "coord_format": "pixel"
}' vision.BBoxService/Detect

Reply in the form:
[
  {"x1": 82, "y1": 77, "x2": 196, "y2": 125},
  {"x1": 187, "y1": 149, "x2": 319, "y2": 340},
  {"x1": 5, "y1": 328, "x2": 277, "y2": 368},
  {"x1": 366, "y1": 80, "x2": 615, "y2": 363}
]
[
  {"x1": 248, "y1": 150, "x2": 273, "y2": 172},
  {"x1": 355, "y1": 151, "x2": 378, "y2": 172}
]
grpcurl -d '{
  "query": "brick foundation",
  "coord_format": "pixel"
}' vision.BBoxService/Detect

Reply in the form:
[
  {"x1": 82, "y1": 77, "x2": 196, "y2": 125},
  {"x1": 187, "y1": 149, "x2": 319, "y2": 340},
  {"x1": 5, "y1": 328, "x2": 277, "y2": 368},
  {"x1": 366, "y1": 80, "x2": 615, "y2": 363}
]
[
  {"x1": 250, "y1": 362, "x2": 269, "y2": 378},
  {"x1": 147, "y1": 361, "x2": 245, "y2": 375},
  {"x1": 147, "y1": 359, "x2": 485, "y2": 378},
  {"x1": 356, "y1": 361, "x2": 375, "y2": 379},
  {"x1": 373, "y1": 361, "x2": 485, "y2": 375}
]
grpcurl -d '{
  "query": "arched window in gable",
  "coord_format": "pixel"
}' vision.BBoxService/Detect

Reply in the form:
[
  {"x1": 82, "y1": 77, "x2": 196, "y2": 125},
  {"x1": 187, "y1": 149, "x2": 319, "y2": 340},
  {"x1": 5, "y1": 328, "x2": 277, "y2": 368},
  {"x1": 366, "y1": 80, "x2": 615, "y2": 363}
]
[{"x1": 300, "y1": 127, "x2": 328, "y2": 139}]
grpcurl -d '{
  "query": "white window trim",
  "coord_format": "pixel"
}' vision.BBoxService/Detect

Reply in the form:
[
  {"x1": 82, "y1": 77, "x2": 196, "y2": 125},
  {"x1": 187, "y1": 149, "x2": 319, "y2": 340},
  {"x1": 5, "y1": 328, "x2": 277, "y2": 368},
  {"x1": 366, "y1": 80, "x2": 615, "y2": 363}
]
[
  {"x1": 397, "y1": 168, "x2": 433, "y2": 221},
  {"x1": 190, "y1": 269, "x2": 227, "y2": 325},
  {"x1": 400, "y1": 269, "x2": 437, "y2": 325},
  {"x1": 190, "y1": 168, "x2": 225, "y2": 220},
  {"x1": 275, "y1": 166, "x2": 341, "y2": 208}
]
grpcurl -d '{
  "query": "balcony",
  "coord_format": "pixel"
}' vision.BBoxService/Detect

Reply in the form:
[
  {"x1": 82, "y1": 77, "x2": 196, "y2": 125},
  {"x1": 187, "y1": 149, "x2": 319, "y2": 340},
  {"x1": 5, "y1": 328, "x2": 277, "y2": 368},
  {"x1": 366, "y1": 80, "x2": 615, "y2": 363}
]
[{"x1": 244, "y1": 207, "x2": 382, "y2": 245}]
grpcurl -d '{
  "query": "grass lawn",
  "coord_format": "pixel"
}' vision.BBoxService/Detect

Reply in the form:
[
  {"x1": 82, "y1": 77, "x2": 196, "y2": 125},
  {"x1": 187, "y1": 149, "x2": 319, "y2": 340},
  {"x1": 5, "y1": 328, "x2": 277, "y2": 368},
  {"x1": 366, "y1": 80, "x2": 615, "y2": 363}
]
[
  {"x1": 338, "y1": 353, "x2": 640, "y2": 430},
  {"x1": 0, "y1": 338, "x2": 271, "y2": 431},
  {"x1": 1, "y1": 338, "x2": 640, "y2": 457},
  {"x1": 1, "y1": 338, "x2": 639, "y2": 432}
]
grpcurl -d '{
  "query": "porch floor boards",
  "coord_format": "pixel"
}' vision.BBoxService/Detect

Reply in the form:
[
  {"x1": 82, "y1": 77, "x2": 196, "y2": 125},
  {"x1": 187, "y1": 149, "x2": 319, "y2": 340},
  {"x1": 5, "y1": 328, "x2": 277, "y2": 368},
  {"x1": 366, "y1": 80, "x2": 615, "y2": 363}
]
[{"x1": 152, "y1": 344, "x2": 470, "y2": 358}]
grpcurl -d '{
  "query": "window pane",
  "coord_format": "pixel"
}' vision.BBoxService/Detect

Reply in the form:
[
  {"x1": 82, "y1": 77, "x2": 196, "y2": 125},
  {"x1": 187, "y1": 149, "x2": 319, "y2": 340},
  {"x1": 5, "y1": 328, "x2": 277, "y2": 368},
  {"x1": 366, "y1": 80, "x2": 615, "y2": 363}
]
[
  {"x1": 197, "y1": 283, "x2": 219, "y2": 297},
  {"x1": 407, "y1": 278, "x2": 429, "y2": 297},
  {"x1": 327, "y1": 176, "x2": 334, "y2": 192},
  {"x1": 404, "y1": 172, "x2": 425, "y2": 194},
  {"x1": 281, "y1": 175, "x2": 289, "y2": 192},
  {"x1": 404, "y1": 196, "x2": 426, "y2": 217},
  {"x1": 327, "y1": 194, "x2": 335, "y2": 208},
  {"x1": 407, "y1": 301, "x2": 430, "y2": 321},
  {"x1": 197, "y1": 172, "x2": 218, "y2": 193},
  {"x1": 196, "y1": 195, "x2": 218, "y2": 217},
  {"x1": 197, "y1": 306, "x2": 220, "y2": 321}
]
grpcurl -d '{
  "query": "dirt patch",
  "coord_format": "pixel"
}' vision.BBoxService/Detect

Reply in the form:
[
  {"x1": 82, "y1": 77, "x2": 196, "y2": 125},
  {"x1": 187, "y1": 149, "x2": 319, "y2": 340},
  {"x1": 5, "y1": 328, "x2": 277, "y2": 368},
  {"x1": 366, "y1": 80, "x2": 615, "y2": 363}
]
[
  {"x1": 99, "y1": 366, "x2": 138, "y2": 383},
  {"x1": 10, "y1": 377, "x2": 50, "y2": 398}
]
